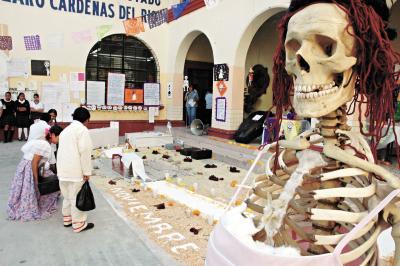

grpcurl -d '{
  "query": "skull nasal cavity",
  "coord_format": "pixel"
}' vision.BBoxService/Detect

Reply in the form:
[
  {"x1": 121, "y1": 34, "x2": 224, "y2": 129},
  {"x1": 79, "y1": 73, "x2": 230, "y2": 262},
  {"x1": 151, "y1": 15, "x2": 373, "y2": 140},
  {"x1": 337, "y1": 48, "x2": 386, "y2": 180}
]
[{"x1": 297, "y1": 55, "x2": 310, "y2": 73}]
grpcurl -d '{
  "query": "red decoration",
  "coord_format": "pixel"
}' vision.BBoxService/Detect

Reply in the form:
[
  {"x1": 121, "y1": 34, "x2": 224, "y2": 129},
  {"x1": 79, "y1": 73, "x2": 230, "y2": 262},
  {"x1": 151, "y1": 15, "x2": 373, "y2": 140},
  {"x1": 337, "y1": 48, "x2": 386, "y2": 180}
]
[{"x1": 216, "y1": 80, "x2": 227, "y2": 96}]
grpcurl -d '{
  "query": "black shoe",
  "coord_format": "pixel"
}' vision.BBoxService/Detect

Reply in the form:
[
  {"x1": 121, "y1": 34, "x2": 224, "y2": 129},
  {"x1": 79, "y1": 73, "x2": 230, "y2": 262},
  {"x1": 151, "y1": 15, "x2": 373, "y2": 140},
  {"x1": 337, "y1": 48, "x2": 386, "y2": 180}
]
[
  {"x1": 64, "y1": 224, "x2": 72, "y2": 227},
  {"x1": 81, "y1": 223, "x2": 94, "y2": 232},
  {"x1": 6, "y1": 131, "x2": 13, "y2": 143},
  {"x1": 3, "y1": 131, "x2": 8, "y2": 143}
]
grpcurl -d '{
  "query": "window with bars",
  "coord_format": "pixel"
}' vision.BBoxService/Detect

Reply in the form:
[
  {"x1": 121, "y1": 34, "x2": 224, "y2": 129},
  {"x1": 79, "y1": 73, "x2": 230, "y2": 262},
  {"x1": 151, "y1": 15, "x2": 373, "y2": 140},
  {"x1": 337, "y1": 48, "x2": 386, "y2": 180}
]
[{"x1": 85, "y1": 34, "x2": 159, "y2": 105}]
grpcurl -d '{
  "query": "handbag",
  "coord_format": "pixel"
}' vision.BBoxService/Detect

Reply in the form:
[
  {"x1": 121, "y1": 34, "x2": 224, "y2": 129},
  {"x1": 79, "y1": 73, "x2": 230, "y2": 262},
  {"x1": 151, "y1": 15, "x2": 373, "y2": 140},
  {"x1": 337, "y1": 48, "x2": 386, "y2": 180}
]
[
  {"x1": 37, "y1": 164, "x2": 60, "y2": 195},
  {"x1": 76, "y1": 181, "x2": 96, "y2": 211}
]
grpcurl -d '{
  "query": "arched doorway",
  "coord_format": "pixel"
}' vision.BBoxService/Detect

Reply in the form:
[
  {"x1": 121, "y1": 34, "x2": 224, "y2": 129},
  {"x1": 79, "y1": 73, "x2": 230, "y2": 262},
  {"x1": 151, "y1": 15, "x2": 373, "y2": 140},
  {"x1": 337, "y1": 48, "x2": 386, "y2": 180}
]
[
  {"x1": 243, "y1": 11, "x2": 285, "y2": 117},
  {"x1": 85, "y1": 34, "x2": 159, "y2": 105},
  {"x1": 390, "y1": 0, "x2": 400, "y2": 55},
  {"x1": 183, "y1": 33, "x2": 214, "y2": 126},
  {"x1": 229, "y1": 6, "x2": 287, "y2": 139}
]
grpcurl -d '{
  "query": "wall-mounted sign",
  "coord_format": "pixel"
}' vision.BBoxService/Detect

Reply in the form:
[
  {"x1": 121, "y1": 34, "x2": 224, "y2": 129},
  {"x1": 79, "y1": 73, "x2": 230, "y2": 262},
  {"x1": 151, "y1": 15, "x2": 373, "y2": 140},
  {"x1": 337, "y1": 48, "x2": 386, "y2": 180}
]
[
  {"x1": 31, "y1": 60, "x2": 50, "y2": 76},
  {"x1": 144, "y1": 83, "x2": 160, "y2": 106},
  {"x1": 167, "y1": 81, "x2": 173, "y2": 99},
  {"x1": 125, "y1": 88, "x2": 143, "y2": 104},
  {"x1": 215, "y1": 97, "x2": 226, "y2": 122},
  {"x1": 216, "y1": 80, "x2": 227, "y2": 96},
  {"x1": 87, "y1": 81, "x2": 105, "y2": 105},
  {"x1": 2, "y1": 0, "x2": 162, "y2": 20},
  {"x1": 107, "y1": 72, "x2": 125, "y2": 105},
  {"x1": 214, "y1": 63, "x2": 229, "y2": 81}
]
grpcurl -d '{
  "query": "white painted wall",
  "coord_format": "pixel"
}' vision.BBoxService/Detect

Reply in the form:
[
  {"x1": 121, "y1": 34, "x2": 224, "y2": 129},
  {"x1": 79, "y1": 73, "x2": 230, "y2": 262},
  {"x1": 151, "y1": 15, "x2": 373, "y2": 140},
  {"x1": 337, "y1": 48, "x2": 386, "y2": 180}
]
[{"x1": 2, "y1": 0, "x2": 397, "y2": 131}]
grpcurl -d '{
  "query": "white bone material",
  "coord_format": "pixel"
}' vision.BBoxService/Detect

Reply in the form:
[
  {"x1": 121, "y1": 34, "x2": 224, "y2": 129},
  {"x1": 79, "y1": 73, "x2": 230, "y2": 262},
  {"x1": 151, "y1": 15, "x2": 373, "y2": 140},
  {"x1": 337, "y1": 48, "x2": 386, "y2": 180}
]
[
  {"x1": 320, "y1": 168, "x2": 368, "y2": 181},
  {"x1": 310, "y1": 209, "x2": 367, "y2": 223},
  {"x1": 313, "y1": 183, "x2": 376, "y2": 200}
]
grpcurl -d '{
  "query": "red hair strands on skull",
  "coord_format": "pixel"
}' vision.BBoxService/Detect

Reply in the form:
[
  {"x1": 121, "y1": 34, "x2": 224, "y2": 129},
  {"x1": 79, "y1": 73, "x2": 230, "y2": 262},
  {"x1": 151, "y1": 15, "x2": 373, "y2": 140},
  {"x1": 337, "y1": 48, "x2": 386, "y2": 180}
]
[{"x1": 272, "y1": 0, "x2": 400, "y2": 163}]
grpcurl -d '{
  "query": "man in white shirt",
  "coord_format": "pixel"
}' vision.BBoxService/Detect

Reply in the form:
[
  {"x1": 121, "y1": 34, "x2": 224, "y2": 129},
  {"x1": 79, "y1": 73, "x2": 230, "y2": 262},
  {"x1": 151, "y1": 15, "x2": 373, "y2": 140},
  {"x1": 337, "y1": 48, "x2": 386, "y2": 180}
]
[{"x1": 57, "y1": 107, "x2": 94, "y2": 233}]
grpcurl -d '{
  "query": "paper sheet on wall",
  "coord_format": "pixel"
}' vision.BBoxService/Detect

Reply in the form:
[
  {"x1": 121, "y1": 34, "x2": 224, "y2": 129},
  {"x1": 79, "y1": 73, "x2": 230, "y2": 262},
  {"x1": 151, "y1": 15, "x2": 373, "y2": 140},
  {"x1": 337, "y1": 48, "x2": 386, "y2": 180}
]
[
  {"x1": 216, "y1": 97, "x2": 226, "y2": 122},
  {"x1": 107, "y1": 73, "x2": 125, "y2": 105},
  {"x1": 72, "y1": 91, "x2": 80, "y2": 100},
  {"x1": 44, "y1": 103, "x2": 62, "y2": 115},
  {"x1": 17, "y1": 81, "x2": 25, "y2": 91},
  {"x1": 59, "y1": 89, "x2": 70, "y2": 103},
  {"x1": 42, "y1": 82, "x2": 59, "y2": 104},
  {"x1": 46, "y1": 33, "x2": 64, "y2": 49},
  {"x1": 144, "y1": 83, "x2": 160, "y2": 106},
  {"x1": 59, "y1": 74, "x2": 68, "y2": 83},
  {"x1": 1, "y1": 81, "x2": 9, "y2": 95},
  {"x1": 87, "y1": 81, "x2": 105, "y2": 105},
  {"x1": 42, "y1": 82, "x2": 70, "y2": 114},
  {"x1": 70, "y1": 72, "x2": 85, "y2": 91},
  {"x1": 148, "y1": 107, "x2": 156, "y2": 123},
  {"x1": 62, "y1": 103, "x2": 78, "y2": 122},
  {"x1": 167, "y1": 81, "x2": 173, "y2": 99},
  {"x1": 7, "y1": 59, "x2": 29, "y2": 77},
  {"x1": 28, "y1": 80, "x2": 38, "y2": 91}
]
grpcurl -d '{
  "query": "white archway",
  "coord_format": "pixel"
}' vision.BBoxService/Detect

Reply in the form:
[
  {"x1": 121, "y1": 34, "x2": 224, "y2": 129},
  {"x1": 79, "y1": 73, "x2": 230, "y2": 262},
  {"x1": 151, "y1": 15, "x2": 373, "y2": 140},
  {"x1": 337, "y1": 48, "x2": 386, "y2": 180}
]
[
  {"x1": 168, "y1": 30, "x2": 215, "y2": 122},
  {"x1": 227, "y1": 5, "x2": 288, "y2": 132}
]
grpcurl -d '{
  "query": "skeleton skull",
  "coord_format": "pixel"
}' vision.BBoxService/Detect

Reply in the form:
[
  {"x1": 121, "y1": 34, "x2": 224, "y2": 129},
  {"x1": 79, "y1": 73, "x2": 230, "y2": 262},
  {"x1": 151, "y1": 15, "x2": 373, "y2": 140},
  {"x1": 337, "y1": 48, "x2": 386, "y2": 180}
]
[{"x1": 285, "y1": 3, "x2": 357, "y2": 117}]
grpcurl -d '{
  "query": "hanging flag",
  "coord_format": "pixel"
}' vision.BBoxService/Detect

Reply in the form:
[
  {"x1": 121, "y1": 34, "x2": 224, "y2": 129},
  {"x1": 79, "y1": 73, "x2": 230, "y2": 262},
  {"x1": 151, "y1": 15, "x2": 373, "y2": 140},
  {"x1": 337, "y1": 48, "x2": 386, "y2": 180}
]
[
  {"x1": 71, "y1": 30, "x2": 93, "y2": 43},
  {"x1": 204, "y1": 0, "x2": 219, "y2": 8},
  {"x1": 147, "y1": 9, "x2": 168, "y2": 29},
  {"x1": 97, "y1": 25, "x2": 113, "y2": 40},
  {"x1": 124, "y1": 17, "x2": 145, "y2": 36},
  {"x1": 24, "y1": 35, "x2": 41, "y2": 50},
  {"x1": 172, "y1": 0, "x2": 190, "y2": 19},
  {"x1": 0, "y1": 36, "x2": 12, "y2": 50}
]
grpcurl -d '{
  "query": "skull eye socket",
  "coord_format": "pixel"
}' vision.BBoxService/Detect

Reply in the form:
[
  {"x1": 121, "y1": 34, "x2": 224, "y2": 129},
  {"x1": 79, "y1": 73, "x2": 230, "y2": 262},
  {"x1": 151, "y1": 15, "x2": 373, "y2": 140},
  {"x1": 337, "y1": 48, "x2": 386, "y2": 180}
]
[
  {"x1": 285, "y1": 39, "x2": 301, "y2": 58},
  {"x1": 315, "y1": 35, "x2": 337, "y2": 57}
]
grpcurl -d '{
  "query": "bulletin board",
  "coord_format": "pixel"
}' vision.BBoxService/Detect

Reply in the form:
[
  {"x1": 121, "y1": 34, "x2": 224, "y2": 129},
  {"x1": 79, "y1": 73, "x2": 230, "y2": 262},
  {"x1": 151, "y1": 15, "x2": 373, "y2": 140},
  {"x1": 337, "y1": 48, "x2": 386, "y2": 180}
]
[
  {"x1": 143, "y1": 83, "x2": 160, "y2": 106},
  {"x1": 124, "y1": 88, "x2": 144, "y2": 104}
]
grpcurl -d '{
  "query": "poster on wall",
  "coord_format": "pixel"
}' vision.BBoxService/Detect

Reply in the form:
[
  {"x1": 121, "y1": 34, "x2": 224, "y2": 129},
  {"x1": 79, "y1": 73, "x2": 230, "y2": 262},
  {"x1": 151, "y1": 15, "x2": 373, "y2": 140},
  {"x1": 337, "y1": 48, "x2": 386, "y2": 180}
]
[
  {"x1": 107, "y1": 73, "x2": 125, "y2": 105},
  {"x1": 7, "y1": 59, "x2": 29, "y2": 77},
  {"x1": 87, "y1": 81, "x2": 105, "y2": 105},
  {"x1": 216, "y1": 97, "x2": 226, "y2": 122},
  {"x1": 214, "y1": 64, "x2": 229, "y2": 81},
  {"x1": 31, "y1": 60, "x2": 50, "y2": 76},
  {"x1": 0, "y1": 36, "x2": 12, "y2": 50},
  {"x1": 125, "y1": 88, "x2": 144, "y2": 104},
  {"x1": 216, "y1": 80, "x2": 227, "y2": 96},
  {"x1": 167, "y1": 81, "x2": 173, "y2": 99},
  {"x1": 143, "y1": 83, "x2": 160, "y2": 106},
  {"x1": 70, "y1": 72, "x2": 85, "y2": 91},
  {"x1": 62, "y1": 103, "x2": 79, "y2": 122}
]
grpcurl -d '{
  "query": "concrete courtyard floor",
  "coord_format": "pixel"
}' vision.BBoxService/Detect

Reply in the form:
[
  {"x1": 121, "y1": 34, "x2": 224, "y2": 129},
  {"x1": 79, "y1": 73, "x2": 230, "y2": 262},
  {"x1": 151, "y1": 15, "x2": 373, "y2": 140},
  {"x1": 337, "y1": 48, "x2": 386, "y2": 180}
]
[{"x1": 0, "y1": 141, "x2": 178, "y2": 266}]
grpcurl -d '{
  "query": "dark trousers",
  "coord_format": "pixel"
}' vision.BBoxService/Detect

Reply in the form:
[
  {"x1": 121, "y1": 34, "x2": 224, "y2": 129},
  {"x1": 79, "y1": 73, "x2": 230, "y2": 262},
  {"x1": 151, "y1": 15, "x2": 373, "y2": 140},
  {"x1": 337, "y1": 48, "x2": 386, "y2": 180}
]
[{"x1": 204, "y1": 109, "x2": 212, "y2": 125}]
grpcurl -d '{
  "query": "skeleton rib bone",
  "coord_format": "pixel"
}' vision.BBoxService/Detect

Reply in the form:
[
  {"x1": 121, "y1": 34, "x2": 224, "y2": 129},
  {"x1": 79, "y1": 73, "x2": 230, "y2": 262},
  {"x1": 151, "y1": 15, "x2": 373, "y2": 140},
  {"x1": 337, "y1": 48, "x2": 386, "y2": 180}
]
[{"x1": 239, "y1": 3, "x2": 400, "y2": 265}]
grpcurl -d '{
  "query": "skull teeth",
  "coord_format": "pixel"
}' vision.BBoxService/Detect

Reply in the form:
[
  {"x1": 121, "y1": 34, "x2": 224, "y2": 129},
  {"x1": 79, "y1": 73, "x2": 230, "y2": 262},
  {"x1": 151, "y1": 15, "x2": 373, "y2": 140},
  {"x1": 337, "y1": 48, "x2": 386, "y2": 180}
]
[
  {"x1": 295, "y1": 86, "x2": 339, "y2": 99},
  {"x1": 294, "y1": 83, "x2": 336, "y2": 93}
]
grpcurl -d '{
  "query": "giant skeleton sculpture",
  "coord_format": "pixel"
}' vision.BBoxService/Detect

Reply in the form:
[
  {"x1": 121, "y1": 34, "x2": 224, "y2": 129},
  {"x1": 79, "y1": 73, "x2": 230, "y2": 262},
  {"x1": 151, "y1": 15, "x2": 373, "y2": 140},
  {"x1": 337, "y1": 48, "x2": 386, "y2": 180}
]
[{"x1": 207, "y1": 0, "x2": 400, "y2": 265}]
